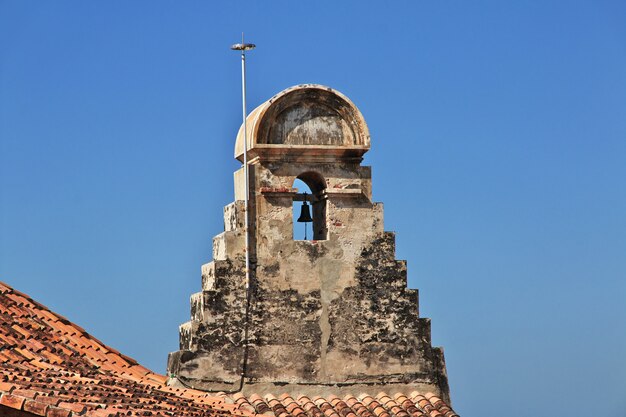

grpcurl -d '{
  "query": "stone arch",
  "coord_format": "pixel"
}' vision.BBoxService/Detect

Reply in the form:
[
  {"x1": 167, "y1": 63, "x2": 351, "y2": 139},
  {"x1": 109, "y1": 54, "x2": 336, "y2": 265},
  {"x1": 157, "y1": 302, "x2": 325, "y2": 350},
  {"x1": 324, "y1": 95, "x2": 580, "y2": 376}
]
[
  {"x1": 259, "y1": 96, "x2": 355, "y2": 146},
  {"x1": 297, "y1": 171, "x2": 326, "y2": 194},
  {"x1": 234, "y1": 85, "x2": 370, "y2": 162}
]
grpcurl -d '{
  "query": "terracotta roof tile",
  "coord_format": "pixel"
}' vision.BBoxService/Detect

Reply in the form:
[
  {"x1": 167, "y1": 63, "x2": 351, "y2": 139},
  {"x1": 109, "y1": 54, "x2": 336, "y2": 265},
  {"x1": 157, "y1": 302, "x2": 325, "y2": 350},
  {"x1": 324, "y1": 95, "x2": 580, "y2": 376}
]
[
  {"x1": 298, "y1": 395, "x2": 325, "y2": 417},
  {"x1": 279, "y1": 394, "x2": 306, "y2": 417},
  {"x1": 0, "y1": 281, "x2": 459, "y2": 417},
  {"x1": 392, "y1": 394, "x2": 426, "y2": 417},
  {"x1": 47, "y1": 406, "x2": 72, "y2": 417},
  {"x1": 23, "y1": 398, "x2": 49, "y2": 416},
  {"x1": 344, "y1": 395, "x2": 372, "y2": 417},
  {"x1": 1, "y1": 393, "x2": 26, "y2": 409}
]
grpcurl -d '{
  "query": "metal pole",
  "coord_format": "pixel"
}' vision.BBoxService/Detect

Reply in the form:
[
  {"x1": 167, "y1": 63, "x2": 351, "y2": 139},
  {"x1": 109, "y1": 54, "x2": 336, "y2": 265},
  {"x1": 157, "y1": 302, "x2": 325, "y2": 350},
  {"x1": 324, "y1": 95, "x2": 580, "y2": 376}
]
[
  {"x1": 177, "y1": 36, "x2": 256, "y2": 394},
  {"x1": 230, "y1": 37, "x2": 255, "y2": 304},
  {"x1": 231, "y1": 35, "x2": 255, "y2": 392},
  {"x1": 240, "y1": 46, "x2": 250, "y2": 294}
]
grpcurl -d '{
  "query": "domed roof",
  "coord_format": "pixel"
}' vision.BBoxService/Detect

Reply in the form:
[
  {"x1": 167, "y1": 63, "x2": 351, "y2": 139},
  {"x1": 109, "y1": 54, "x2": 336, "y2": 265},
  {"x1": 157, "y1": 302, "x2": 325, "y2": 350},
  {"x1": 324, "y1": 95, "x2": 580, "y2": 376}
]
[{"x1": 234, "y1": 84, "x2": 370, "y2": 162}]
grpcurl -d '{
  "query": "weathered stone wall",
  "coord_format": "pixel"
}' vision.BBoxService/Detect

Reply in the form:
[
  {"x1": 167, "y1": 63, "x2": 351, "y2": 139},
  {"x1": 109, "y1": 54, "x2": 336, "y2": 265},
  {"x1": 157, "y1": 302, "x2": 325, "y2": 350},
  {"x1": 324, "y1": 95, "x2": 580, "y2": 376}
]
[{"x1": 167, "y1": 85, "x2": 449, "y2": 401}]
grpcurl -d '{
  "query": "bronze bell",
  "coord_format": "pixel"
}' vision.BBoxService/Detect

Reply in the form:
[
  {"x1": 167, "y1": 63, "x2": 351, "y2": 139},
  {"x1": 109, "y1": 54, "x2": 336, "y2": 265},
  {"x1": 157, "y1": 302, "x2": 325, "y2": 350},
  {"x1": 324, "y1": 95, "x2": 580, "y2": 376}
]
[{"x1": 297, "y1": 193, "x2": 313, "y2": 223}]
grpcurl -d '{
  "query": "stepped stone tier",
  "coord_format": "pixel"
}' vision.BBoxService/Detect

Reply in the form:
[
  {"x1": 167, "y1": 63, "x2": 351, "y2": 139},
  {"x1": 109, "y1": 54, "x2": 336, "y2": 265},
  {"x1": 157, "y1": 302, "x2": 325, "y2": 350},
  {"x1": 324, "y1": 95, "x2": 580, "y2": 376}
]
[{"x1": 166, "y1": 84, "x2": 450, "y2": 401}]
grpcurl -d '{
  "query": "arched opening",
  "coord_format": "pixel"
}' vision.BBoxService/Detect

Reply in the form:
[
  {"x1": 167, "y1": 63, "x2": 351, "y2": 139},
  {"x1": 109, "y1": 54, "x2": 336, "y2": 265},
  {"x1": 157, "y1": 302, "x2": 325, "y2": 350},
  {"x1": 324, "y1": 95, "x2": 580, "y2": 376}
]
[{"x1": 292, "y1": 172, "x2": 327, "y2": 241}]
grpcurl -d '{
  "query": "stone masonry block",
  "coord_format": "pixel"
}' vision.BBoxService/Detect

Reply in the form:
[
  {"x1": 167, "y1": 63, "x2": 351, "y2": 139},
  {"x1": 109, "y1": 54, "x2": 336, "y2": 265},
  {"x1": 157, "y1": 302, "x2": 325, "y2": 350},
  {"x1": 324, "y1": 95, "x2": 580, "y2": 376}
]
[
  {"x1": 212, "y1": 231, "x2": 245, "y2": 261},
  {"x1": 224, "y1": 201, "x2": 246, "y2": 232}
]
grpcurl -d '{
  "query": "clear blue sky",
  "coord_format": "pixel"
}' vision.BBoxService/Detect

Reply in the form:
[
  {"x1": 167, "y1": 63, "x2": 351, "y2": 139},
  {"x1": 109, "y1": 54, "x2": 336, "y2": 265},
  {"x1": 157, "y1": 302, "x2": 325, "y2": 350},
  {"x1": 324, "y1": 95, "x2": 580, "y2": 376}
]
[{"x1": 1, "y1": 2, "x2": 625, "y2": 416}]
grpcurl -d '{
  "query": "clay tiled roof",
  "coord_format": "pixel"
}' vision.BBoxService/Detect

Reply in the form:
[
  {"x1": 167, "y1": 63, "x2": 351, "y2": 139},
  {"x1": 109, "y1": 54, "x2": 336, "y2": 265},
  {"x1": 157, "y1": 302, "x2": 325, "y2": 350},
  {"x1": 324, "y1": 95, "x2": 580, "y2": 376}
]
[
  {"x1": 229, "y1": 392, "x2": 458, "y2": 417},
  {"x1": 0, "y1": 281, "x2": 459, "y2": 417},
  {"x1": 0, "y1": 281, "x2": 245, "y2": 417}
]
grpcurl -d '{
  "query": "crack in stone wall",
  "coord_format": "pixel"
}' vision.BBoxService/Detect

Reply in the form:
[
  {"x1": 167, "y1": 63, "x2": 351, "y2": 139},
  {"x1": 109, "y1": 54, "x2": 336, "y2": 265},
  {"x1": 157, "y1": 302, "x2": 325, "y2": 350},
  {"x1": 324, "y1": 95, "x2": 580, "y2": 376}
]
[{"x1": 319, "y1": 298, "x2": 330, "y2": 381}]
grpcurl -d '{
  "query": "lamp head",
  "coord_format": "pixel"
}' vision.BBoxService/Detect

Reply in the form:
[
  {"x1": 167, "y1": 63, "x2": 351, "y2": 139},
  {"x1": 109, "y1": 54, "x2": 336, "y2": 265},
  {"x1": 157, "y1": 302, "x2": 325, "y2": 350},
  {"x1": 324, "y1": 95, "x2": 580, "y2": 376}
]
[{"x1": 231, "y1": 43, "x2": 256, "y2": 51}]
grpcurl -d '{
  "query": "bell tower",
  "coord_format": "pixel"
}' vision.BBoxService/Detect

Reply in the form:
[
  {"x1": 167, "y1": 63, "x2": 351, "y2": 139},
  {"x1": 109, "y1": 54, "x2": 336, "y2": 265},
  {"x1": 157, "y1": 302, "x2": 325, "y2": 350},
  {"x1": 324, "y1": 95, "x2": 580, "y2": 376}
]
[{"x1": 167, "y1": 84, "x2": 449, "y2": 401}]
